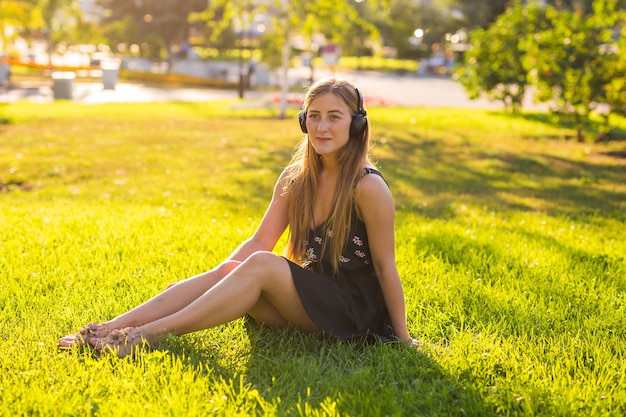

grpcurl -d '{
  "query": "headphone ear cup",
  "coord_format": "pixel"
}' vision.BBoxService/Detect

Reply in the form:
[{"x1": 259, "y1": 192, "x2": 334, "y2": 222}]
[
  {"x1": 298, "y1": 109, "x2": 308, "y2": 133},
  {"x1": 350, "y1": 114, "x2": 368, "y2": 139},
  {"x1": 350, "y1": 87, "x2": 367, "y2": 139}
]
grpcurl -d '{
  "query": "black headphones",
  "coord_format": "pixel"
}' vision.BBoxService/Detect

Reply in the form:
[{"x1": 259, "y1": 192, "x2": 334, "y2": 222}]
[{"x1": 298, "y1": 87, "x2": 368, "y2": 139}]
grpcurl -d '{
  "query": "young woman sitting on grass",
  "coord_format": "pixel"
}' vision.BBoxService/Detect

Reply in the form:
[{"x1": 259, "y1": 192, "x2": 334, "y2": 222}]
[{"x1": 58, "y1": 77, "x2": 419, "y2": 357}]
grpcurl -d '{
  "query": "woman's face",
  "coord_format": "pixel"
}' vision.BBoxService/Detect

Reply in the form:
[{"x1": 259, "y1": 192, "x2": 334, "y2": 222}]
[{"x1": 305, "y1": 92, "x2": 352, "y2": 158}]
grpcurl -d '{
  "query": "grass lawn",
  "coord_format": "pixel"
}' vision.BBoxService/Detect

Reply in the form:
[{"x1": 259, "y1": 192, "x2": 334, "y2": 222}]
[{"x1": 0, "y1": 101, "x2": 625, "y2": 416}]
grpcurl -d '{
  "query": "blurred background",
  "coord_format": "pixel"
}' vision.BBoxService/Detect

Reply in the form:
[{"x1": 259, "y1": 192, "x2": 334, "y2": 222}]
[
  {"x1": 0, "y1": 1, "x2": 615, "y2": 83},
  {"x1": 1, "y1": 0, "x2": 625, "y2": 135}
]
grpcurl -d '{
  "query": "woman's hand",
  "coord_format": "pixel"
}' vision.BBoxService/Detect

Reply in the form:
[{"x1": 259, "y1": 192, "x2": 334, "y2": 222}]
[{"x1": 399, "y1": 337, "x2": 422, "y2": 349}]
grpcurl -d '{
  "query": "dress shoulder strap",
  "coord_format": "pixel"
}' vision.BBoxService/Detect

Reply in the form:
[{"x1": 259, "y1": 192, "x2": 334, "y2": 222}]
[{"x1": 361, "y1": 167, "x2": 388, "y2": 185}]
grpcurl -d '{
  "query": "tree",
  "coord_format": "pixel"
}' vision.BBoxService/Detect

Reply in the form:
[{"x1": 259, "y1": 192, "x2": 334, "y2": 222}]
[
  {"x1": 376, "y1": 0, "x2": 422, "y2": 58},
  {"x1": 600, "y1": 28, "x2": 626, "y2": 139},
  {"x1": 194, "y1": 0, "x2": 379, "y2": 69},
  {"x1": 0, "y1": 1, "x2": 38, "y2": 56},
  {"x1": 458, "y1": 2, "x2": 548, "y2": 111},
  {"x1": 276, "y1": 0, "x2": 378, "y2": 115},
  {"x1": 38, "y1": 0, "x2": 79, "y2": 64},
  {"x1": 289, "y1": 0, "x2": 377, "y2": 55},
  {"x1": 454, "y1": 0, "x2": 511, "y2": 28},
  {"x1": 98, "y1": 0, "x2": 208, "y2": 60},
  {"x1": 544, "y1": 0, "x2": 626, "y2": 14},
  {"x1": 188, "y1": 0, "x2": 237, "y2": 52},
  {"x1": 524, "y1": 4, "x2": 619, "y2": 141},
  {"x1": 587, "y1": 0, "x2": 626, "y2": 140},
  {"x1": 371, "y1": 0, "x2": 457, "y2": 59},
  {"x1": 344, "y1": 0, "x2": 380, "y2": 59}
]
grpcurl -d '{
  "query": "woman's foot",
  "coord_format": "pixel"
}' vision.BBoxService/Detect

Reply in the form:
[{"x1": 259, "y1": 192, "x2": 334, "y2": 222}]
[
  {"x1": 90, "y1": 327, "x2": 150, "y2": 358},
  {"x1": 58, "y1": 322, "x2": 109, "y2": 349}
]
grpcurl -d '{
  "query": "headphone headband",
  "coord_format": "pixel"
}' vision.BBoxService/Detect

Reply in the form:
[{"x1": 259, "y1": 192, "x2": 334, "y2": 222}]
[{"x1": 355, "y1": 87, "x2": 366, "y2": 117}]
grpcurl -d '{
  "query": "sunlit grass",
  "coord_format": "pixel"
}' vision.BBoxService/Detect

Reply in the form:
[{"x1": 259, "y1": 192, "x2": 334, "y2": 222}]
[{"x1": 1, "y1": 101, "x2": 625, "y2": 416}]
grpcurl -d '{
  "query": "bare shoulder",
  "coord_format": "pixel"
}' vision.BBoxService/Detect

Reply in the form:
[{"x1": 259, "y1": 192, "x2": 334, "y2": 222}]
[
  {"x1": 275, "y1": 165, "x2": 295, "y2": 191},
  {"x1": 355, "y1": 168, "x2": 394, "y2": 217},
  {"x1": 356, "y1": 168, "x2": 391, "y2": 198}
]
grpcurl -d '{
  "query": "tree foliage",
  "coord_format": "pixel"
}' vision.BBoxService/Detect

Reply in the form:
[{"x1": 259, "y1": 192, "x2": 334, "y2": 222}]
[
  {"x1": 0, "y1": 0, "x2": 39, "y2": 54},
  {"x1": 454, "y1": 0, "x2": 511, "y2": 28},
  {"x1": 602, "y1": 15, "x2": 626, "y2": 123},
  {"x1": 289, "y1": 0, "x2": 380, "y2": 60},
  {"x1": 2, "y1": 0, "x2": 105, "y2": 59},
  {"x1": 524, "y1": 2, "x2": 621, "y2": 141},
  {"x1": 188, "y1": 0, "x2": 237, "y2": 51},
  {"x1": 460, "y1": 0, "x2": 626, "y2": 141},
  {"x1": 192, "y1": 0, "x2": 379, "y2": 68},
  {"x1": 97, "y1": 0, "x2": 208, "y2": 58},
  {"x1": 458, "y1": 2, "x2": 548, "y2": 111},
  {"x1": 449, "y1": 0, "x2": 621, "y2": 31},
  {"x1": 372, "y1": 0, "x2": 459, "y2": 59}
]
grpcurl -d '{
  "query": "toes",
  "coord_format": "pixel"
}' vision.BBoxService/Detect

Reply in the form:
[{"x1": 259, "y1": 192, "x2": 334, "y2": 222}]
[
  {"x1": 57, "y1": 333, "x2": 84, "y2": 349},
  {"x1": 88, "y1": 337, "x2": 105, "y2": 351}
]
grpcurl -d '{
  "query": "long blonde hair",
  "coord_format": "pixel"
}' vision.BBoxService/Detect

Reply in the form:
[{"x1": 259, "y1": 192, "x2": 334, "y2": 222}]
[{"x1": 283, "y1": 77, "x2": 372, "y2": 275}]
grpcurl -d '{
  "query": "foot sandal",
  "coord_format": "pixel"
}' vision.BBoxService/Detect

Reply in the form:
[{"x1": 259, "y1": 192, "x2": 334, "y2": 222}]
[
  {"x1": 92, "y1": 327, "x2": 149, "y2": 358},
  {"x1": 58, "y1": 322, "x2": 109, "y2": 349}
]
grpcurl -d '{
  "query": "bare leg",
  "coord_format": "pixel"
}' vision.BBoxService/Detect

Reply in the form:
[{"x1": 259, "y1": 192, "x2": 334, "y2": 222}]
[
  {"x1": 58, "y1": 260, "x2": 240, "y2": 348},
  {"x1": 91, "y1": 252, "x2": 320, "y2": 354},
  {"x1": 105, "y1": 260, "x2": 241, "y2": 329}
]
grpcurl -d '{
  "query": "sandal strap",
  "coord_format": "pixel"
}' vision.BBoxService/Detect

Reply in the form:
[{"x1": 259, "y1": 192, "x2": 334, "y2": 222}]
[
  {"x1": 79, "y1": 322, "x2": 109, "y2": 340},
  {"x1": 102, "y1": 327, "x2": 150, "y2": 355}
]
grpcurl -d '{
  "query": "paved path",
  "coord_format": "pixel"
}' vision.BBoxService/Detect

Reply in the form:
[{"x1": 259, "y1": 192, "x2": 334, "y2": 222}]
[{"x1": 0, "y1": 67, "x2": 544, "y2": 110}]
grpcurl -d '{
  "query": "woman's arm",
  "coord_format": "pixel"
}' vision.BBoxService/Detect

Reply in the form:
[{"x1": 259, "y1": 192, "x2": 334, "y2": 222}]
[
  {"x1": 227, "y1": 169, "x2": 291, "y2": 262},
  {"x1": 355, "y1": 173, "x2": 415, "y2": 344}
]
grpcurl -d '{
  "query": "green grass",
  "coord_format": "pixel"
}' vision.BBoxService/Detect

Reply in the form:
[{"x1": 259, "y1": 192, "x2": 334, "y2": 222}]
[
  {"x1": 318, "y1": 56, "x2": 419, "y2": 73},
  {"x1": 1, "y1": 101, "x2": 625, "y2": 416}
]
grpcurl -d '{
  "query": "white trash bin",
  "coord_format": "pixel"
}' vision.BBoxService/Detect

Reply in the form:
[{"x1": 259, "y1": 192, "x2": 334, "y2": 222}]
[
  {"x1": 51, "y1": 71, "x2": 75, "y2": 100},
  {"x1": 0, "y1": 62, "x2": 9, "y2": 86},
  {"x1": 101, "y1": 61, "x2": 120, "y2": 90}
]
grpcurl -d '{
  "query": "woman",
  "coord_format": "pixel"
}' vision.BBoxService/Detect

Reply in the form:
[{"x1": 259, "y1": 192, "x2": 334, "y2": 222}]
[{"x1": 58, "y1": 77, "x2": 419, "y2": 357}]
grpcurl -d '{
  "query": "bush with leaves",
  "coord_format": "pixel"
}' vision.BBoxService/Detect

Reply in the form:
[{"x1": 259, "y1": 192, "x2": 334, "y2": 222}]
[
  {"x1": 523, "y1": 4, "x2": 619, "y2": 141},
  {"x1": 458, "y1": 2, "x2": 547, "y2": 112},
  {"x1": 597, "y1": 11, "x2": 626, "y2": 140}
]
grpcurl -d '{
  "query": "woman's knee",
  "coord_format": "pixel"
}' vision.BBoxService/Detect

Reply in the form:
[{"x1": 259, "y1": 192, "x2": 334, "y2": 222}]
[
  {"x1": 216, "y1": 260, "x2": 242, "y2": 276},
  {"x1": 242, "y1": 251, "x2": 284, "y2": 274}
]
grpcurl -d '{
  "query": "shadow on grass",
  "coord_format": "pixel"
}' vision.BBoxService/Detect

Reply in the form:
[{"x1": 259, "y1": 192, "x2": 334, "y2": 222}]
[
  {"x1": 418, "y1": 228, "x2": 625, "y2": 301},
  {"x1": 0, "y1": 103, "x2": 12, "y2": 125},
  {"x1": 378, "y1": 128, "x2": 626, "y2": 222},
  {"x1": 410, "y1": 230, "x2": 625, "y2": 413},
  {"x1": 163, "y1": 319, "x2": 498, "y2": 416},
  {"x1": 495, "y1": 111, "x2": 626, "y2": 143},
  {"x1": 415, "y1": 228, "x2": 625, "y2": 355}
]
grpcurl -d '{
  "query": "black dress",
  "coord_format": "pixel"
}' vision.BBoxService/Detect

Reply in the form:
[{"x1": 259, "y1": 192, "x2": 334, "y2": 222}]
[{"x1": 285, "y1": 168, "x2": 394, "y2": 341}]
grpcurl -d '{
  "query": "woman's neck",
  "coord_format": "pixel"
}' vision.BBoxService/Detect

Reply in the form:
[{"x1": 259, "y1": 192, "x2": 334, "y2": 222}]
[{"x1": 319, "y1": 156, "x2": 341, "y2": 176}]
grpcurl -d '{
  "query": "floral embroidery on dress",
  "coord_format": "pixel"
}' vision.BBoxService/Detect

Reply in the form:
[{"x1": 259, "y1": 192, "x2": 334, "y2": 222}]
[
  {"x1": 302, "y1": 247, "x2": 318, "y2": 269},
  {"x1": 302, "y1": 183, "x2": 380, "y2": 271}
]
